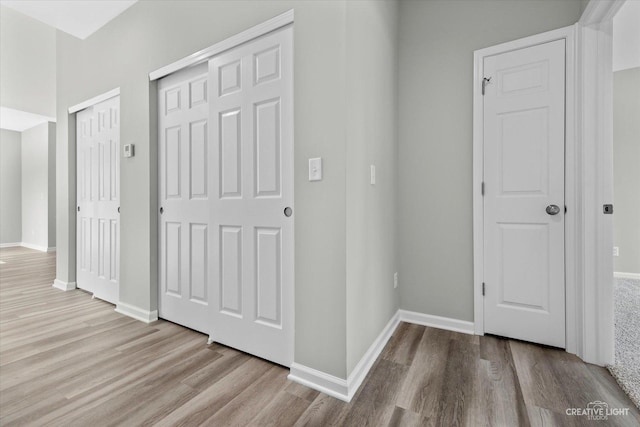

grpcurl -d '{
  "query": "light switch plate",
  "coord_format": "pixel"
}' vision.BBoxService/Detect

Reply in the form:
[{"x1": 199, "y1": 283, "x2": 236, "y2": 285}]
[
  {"x1": 309, "y1": 157, "x2": 322, "y2": 181},
  {"x1": 123, "y1": 144, "x2": 134, "y2": 158}
]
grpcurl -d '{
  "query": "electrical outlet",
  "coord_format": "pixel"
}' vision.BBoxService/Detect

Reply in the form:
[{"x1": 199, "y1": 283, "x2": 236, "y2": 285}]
[
  {"x1": 394, "y1": 272, "x2": 398, "y2": 289},
  {"x1": 613, "y1": 246, "x2": 619, "y2": 257}
]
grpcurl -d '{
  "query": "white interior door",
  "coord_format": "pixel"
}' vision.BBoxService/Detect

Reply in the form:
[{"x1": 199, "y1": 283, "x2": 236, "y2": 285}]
[
  {"x1": 76, "y1": 95, "x2": 120, "y2": 304},
  {"x1": 158, "y1": 63, "x2": 211, "y2": 334},
  {"x1": 209, "y1": 26, "x2": 293, "y2": 366},
  {"x1": 483, "y1": 40, "x2": 566, "y2": 348}
]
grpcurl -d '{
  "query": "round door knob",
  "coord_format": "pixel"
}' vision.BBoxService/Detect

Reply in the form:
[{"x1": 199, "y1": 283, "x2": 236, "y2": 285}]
[
  {"x1": 284, "y1": 207, "x2": 292, "y2": 217},
  {"x1": 546, "y1": 204, "x2": 560, "y2": 215}
]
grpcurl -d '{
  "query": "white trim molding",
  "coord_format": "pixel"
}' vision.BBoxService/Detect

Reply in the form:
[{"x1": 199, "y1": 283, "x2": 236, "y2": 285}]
[
  {"x1": 399, "y1": 310, "x2": 474, "y2": 335},
  {"x1": 288, "y1": 309, "x2": 476, "y2": 402},
  {"x1": 149, "y1": 9, "x2": 294, "y2": 81},
  {"x1": 0, "y1": 242, "x2": 21, "y2": 248},
  {"x1": 575, "y1": 0, "x2": 622, "y2": 366},
  {"x1": 288, "y1": 364, "x2": 349, "y2": 402},
  {"x1": 53, "y1": 279, "x2": 77, "y2": 291},
  {"x1": 472, "y1": 25, "x2": 578, "y2": 347},
  {"x1": 20, "y1": 242, "x2": 50, "y2": 252},
  {"x1": 288, "y1": 311, "x2": 400, "y2": 402},
  {"x1": 614, "y1": 272, "x2": 640, "y2": 280},
  {"x1": 68, "y1": 88, "x2": 120, "y2": 114},
  {"x1": 115, "y1": 302, "x2": 159, "y2": 324},
  {"x1": 345, "y1": 311, "x2": 400, "y2": 401}
]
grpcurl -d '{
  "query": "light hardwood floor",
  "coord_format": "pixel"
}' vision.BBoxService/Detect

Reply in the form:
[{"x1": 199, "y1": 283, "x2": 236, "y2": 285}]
[{"x1": 1, "y1": 247, "x2": 638, "y2": 426}]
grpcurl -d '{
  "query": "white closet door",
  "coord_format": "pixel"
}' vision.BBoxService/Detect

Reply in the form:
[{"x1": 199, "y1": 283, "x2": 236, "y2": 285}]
[
  {"x1": 76, "y1": 96, "x2": 120, "y2": 304},
  {"x1": 483, "y1": 40, "x2": 566, "y2": 348},
  {"x1": 158, "y1": 63, "x2": 211, "y2": 334},
  {"x1": 209, "y1": 26, "x2": 293, "y2": 366}
]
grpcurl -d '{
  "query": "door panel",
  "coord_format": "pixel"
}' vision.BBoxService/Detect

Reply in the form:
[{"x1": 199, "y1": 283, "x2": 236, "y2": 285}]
[
  {"x1": 76, "y1": 96, "x2": 120, "y2": 304},
  {"x1": 483, "y1": 40, "x2": 565, "y2": 348},
  {"x1": 210, "y1": 26, "x2": 293, "y2": 366},
  {"x1": 158, "y1": 63, "x2": 211, "y2": 334}
]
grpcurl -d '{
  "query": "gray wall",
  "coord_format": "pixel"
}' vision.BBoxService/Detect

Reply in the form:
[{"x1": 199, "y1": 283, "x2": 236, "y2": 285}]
[
  {"x1": 397, "y1": 0, "x2": 582, "y2": 321},
  {"x1": 22, "y1": 122, "x2": 56, "y2": 250},
  {"x1": 0, "y1": 129, "x2": 22, "y2": 244},
  {"x1": 345, "y1": 0, "x2": 399, "y2": 375},
  {"x1": 57, "y1": 0, "x2": 354, "y2": 379},
  {"x1": 0, "y1": 5, "x2": 56, "y2": 117},
  {"x1": 613, "y1": 67, "x2": 640, "y2": 274}
]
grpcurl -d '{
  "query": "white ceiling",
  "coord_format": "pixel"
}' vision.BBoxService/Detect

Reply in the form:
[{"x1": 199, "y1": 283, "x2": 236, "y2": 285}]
[
  {"x1": 0, "y1": 0, "x2": 137, "y2": 40},
  {"x1": 0, "y1": 107, "x2": 55, "y2": 132},
  {"x1": 613, "y1": 0, "x2": 640, "y2": 72}
]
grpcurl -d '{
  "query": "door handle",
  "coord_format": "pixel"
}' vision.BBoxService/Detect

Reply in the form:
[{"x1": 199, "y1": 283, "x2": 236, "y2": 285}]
[
  {"x1": 160, "y1": 207, "x2": 164, "y2": 214},
  {"x1": 546, "y1": 204, "x2": 560, "y2": 215},
  {"x1": 284, "y1": 207, "x2": 292, "y2": 217}
]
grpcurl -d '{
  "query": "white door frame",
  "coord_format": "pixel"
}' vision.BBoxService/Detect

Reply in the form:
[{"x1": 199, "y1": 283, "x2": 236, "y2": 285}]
[
  {"x1": 473, "y1": 25, "x2": 577, "y2": 352},
  {"x1": 573, "y1": 0, "x2": 625, "y2": 366},
  {"x1": 474, "y1": 0, "x2": 624, "y2": 367}
]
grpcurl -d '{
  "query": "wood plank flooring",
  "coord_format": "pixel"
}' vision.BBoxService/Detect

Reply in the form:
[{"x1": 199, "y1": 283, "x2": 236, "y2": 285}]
[{"x1": 1, "y1": 247, "x2": 639, "y2": 426}]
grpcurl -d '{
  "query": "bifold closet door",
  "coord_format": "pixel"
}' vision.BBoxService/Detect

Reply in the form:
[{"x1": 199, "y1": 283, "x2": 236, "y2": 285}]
[
  {"x1": 76, "y1": 96, "x2": 120, "y2": 304},
  {"x1": 158, "y1": 63, "x2": 211, "y2": 334},
  {"x1": 209, "y1": 26, "x2": 294, "y2": 367}
]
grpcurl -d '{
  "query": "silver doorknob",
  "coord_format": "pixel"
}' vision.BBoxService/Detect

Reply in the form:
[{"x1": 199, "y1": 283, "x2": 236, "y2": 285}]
[{"x1": 546, "y1": 204, "x2": 560, "y2": 215}]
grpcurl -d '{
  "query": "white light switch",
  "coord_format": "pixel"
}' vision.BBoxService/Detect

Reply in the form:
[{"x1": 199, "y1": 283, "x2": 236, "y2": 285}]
[
  {"x1": 370, "y1": 165, "x2": 376, "y2": 185},
  {"x1": 309, "y1": 157, "x2": 322, "y2": 181}
]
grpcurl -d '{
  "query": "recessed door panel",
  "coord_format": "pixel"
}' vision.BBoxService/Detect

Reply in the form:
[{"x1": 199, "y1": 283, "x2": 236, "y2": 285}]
[
  {"x1": 499, "y1": 108, "x2": 548, "y2": 195},
  {"x1": 499, "y1": 223, "x2": 549, "y2": 311},
  {"x1": 165, "y1": 222, "x2": 182, "y2": 297},
  {"x1": 255, "y1": 227, "x2": 281, "y2": 327},
  {"x1": 190, "y1": 223, "x2": 208, "y2": 303},
  {"x1": 220, "y1": 109, "x2": 242, "y2": 198},
  {"x1": 165, "y1": 126, "x2": 182, "y2": 199},
  {"x1": 189, "y1": 121, "x2": 208, "y2": 199},
  {"x1": 220, "y1": 226, "x2": 243, "y2": 316},
  {"x1": 254, "y1": 99, "x2": 281, "y2": 197}
]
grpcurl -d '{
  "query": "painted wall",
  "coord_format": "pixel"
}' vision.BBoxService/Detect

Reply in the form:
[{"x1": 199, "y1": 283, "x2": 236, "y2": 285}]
[
  {"x1": 397, "y1": 0, "x2": 582, "y2": 321},
  {"x1": 613, "y1": 67, "x2": 640, "y2": 274},
  {"x1": 57, "y1": 0, "x2": 352, "y2": 378},
  {"x1": 345, "y1": 0, "x2": 399, "y2": 375},
  {"x1": 0, "y1": 129, "x2": 22, "y2": 244},
  {"x1": 22, "y1": 122, "x2": 56, "y2": 250},
  {"x1": 0, "y1": 5, "x2": 56, "y2": 117}
]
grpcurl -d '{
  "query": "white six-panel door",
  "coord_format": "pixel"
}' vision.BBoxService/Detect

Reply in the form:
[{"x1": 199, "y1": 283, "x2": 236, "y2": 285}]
[
  {"x1": 158, "y1": 26, "x2": 293, "y2": 366},
  {"x1": 158, "y1": 63, "x2": 211, "y2": 334},
  {"x1": 76, "y1": 96, "x2": 120, "y2": 304},
  {"x1": 483, "y1": 40, "x2": 566, "y2": 348},
  {"x1": 209, "y1": 27, "x2": 293, "y2": 367}
]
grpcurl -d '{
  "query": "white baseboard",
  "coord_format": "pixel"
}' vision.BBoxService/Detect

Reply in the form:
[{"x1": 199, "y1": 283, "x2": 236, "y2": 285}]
[
  {"x1": 115, "y1": 302, "x2": 159, "y2": 323},
  {"x1": 52, "y1": 279, "x2": 77, "y2": 291},
  {"x1": 614, "y1": 272, "x2": 640, "y2": 280},
  {"x1": 345, "y1": 311, "x2": 400, "y2": 401},
  {"x1": 20, "y1": 242, "x2": 49, "y2": 252},
  {"x1": 399, "y1": 309, "x2": 475, "y2": 335},
  {"x1": 288, "y1": 363, "x2": 349, "y2": 402},
  {"x1": 289, "y1": 309, "x2": 474, "y2": 402},
  {"x1": 289, "y1": 311, "x2": 400, "y2": 402},
  {"x1": 47, "y1": 247, "x2": 56, "y2": 253},
  {"x1": 0, "y1": 242, "x2": 21, "y2": 248}
]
